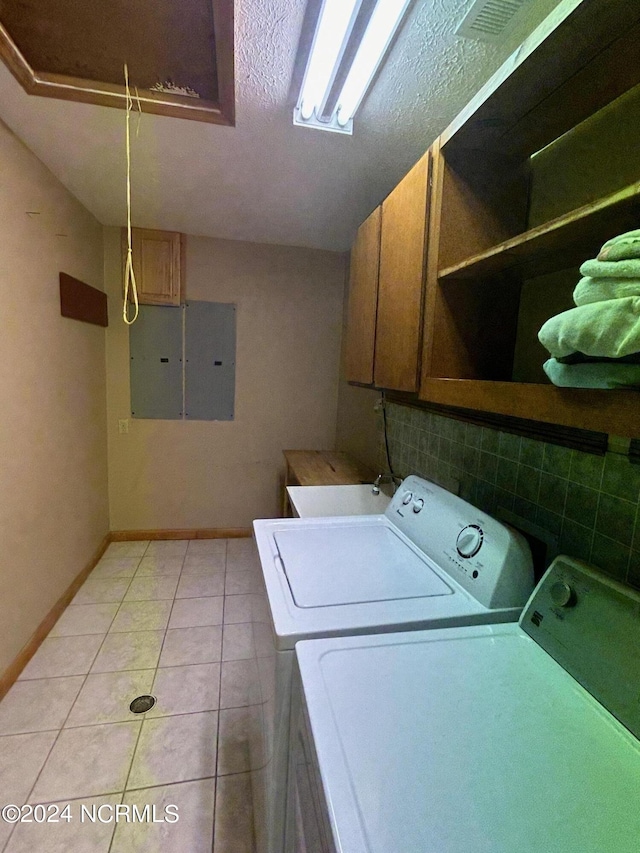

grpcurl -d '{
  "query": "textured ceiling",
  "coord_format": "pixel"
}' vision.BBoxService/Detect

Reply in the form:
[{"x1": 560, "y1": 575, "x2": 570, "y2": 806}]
[{"x1": 0, "y1": 0, "x2": 561, "y2": 251}]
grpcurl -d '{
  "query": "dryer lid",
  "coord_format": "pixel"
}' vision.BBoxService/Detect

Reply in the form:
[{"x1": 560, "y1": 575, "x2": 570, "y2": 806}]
[{"x1": 273, "y1": 525, "x2": 452, "y2": 608}]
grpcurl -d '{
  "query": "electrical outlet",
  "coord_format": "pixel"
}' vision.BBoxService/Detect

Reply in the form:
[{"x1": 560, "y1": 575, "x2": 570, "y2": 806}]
[{"x1": 118, "y1": 419, "x2": 129, "y2": 434}]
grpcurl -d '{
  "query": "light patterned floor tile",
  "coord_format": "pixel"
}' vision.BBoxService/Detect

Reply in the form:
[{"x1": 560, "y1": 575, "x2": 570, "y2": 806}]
[
  {"x1": 0, "y1": 730, "x2": 58, "y2": 848},
  {"x1": 31, "y1": 722, "x2": 141, "y2": 802},
  {"x1": 91, "y1": 631, "x2": 164, "y2": 674},
  {"x1": 135, "y1": 556, "x2": 184, "y2": 578},
  {"x1": 90, "y1": 558, "x2": 141, "y2": 580},
  {"x1": 0, "y1": 677, "x2": 84, "y2": 735},
  {"x1": 104, "y1": 541, "x2": 149, "y2": 558},
  {"x1": 226, "y1": 538, "x2": 260, "y2": 574},
  {"x1": 213, "y1": 772, "x2": 255, "y2": 853},
  {"x1": 149, "y1": 664, "x2": 221, "y2": 717},
  {"x1": 182, "y1": 554, "x2": 226, "y2": 574},
  {"x1": 65, "y1": 670, "x2": 155, "y2": 727},
  {"x1": 223, "y1": 594, "x2": 253, "y2": 624},
  {"x1": 124, "y1": 576, "x2": 179, "y2": 602},
  {"x1": 50, "y1": 603, "x2": 118, "y2": 637},
  {"x1": 4, "y1": 794, "x2": 121, "y2": 853},
  {"x1": 127, "y1": 711, "x2": 218, "y2": 790},
  {"x1": 176, "y1": 572, "x2": 225, "y2": 599},
  {"x1": 159, "y1": 626, "x2": 222, "y2": 667},
  {"x1": 168, "y1": 596, "x2": 223, "y2": 629},
  {"x1": 19, "y1": 635, "x2": 103, "y2": 680},
  {"x1": 111, "y1": 779, "x2": 215, "y2": 853},
  {"x1": 186, "y1": 539, "x2": 227, "y2": 557},
  {"x1": 225, "y1": 571, "x2": 262, "y2": 595},
  {"x1": 219, "y1": 660, "x2": 260, "y2": 710},
  {"x1": 109, "y1": 600, "x2": 172, "y2": 633},
  {"x1": 144, "y1": 540, "x2": 189, "y2": 557},
  {"x1": 73, "y1": 578, "x2": 131, "y2": 605},
  {"x1": 222, "y1": 623, "x2": 254, "y2": 661},
  {"x1": 217, "y1": 708, "x2": 253, "y2": 776}
]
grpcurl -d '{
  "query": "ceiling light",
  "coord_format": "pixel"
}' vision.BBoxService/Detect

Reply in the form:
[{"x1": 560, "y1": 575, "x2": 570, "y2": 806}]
[{"x1": 294, "y1": 0, "x2": 412, "y2": 135}]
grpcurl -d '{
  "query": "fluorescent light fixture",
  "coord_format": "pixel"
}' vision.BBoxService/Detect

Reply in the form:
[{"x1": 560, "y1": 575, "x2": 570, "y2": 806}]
[
  {"x1": 336, "y1": 0, "x2": 412, "y2": 127},
  {"x1": 298, "y1": 0, "x2": 361, "y2": 122},
  {"x1": 294, "y1": 0, "x2": 412, "y2": 134}
]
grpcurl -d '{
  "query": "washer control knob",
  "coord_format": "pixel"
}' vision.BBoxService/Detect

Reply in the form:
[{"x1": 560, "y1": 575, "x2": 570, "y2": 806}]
[
  {"x1": 456, "y1": 525, "x2": 483, "y2": 558},
  {"x1": 412, "y1": 498, "x2": 424, "y2": 514},
  {"x1": 402, "y1": 491, "x2": 413, "y2": 505},
  {"x1": 550, "y1": 581, "x2": 576, "y2": 609}
]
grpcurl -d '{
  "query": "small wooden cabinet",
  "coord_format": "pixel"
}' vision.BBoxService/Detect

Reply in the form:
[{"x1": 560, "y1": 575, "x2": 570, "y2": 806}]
[
  {"x1": 123, "y1": 228, "x2": 184, "y2": 306},
  {"x1": 344, "y1": 150, "x2": 430, "y2": 392}
]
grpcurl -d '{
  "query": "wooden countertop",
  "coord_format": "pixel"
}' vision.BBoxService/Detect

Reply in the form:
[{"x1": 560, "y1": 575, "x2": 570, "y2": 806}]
[{"x1": 283, "y1": 450, "x2": 376, "y2": 487}]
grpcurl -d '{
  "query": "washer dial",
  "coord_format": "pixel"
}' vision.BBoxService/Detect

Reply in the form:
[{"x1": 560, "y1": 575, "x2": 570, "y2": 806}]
[{"x1": 456, "y1": 525, "x2": 484, "y2": 558}]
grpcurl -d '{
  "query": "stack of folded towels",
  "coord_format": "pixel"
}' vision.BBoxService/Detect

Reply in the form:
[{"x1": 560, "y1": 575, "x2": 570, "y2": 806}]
[{"x1": 538, "y1": 229, "x2": 640, "y2": 389}]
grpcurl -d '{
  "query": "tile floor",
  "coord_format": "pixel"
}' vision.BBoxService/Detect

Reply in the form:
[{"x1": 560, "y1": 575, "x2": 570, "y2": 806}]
[{"x1": 0, "y1": 537, "x2": 261, "y2": 852}]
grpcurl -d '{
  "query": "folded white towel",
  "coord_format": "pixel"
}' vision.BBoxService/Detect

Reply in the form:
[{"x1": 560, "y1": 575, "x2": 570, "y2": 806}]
[
  {"x1": 598, "y1": 229, "x2": 640, "y2": 262},
  {"x1": 544, "y1": 358, "x2": 640, "y2": 389},
  {"x1": 538, "y1": 297, "x2": 640, "y2": 359},
  {"x1": 581, "y1": 258, "x2": 640, "y2": 279},
  {"x1": 573, "y1": 276, "x2": 640, "y2": 306}
]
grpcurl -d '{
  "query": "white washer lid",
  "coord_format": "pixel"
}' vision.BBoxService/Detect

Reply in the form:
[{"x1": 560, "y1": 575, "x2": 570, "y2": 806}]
[
  {"x1": 297, "y1": 626, "x2": 640, "y2": 853},
  {"x1": 274, "y1": 525, "x2": 451, "y2": 607}
]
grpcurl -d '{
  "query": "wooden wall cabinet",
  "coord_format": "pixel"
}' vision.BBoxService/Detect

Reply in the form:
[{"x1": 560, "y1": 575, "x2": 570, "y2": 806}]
[
  {"x1": 375, "y1": 151, "x2": 430, "y2": 392},
  {"x1": 417, "y1": 0, "x2": 640, "y2": 438},
  {"x1": 344, "y1": 151, "x2": 430, "y2": 392},
  {"x1": 123, "y1": 228, "x2": 185, "y2": 306}
]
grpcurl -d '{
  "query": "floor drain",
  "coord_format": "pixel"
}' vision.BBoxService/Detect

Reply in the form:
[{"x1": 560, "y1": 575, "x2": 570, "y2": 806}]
[{"x1": 130, "y1": 695, "x2": 156, "y2": 714}]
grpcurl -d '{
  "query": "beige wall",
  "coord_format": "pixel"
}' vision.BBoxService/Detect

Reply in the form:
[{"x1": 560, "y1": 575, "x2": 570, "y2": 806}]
[
  {"x1": 105, "y1": 231, "x2": 345, "y2": 529},
  {"x1": 335, "y1": 381, "x2": 381, "y2": 472},
  {"x1": 0, "y1": 119, "x2": 108, "y2": 675}
]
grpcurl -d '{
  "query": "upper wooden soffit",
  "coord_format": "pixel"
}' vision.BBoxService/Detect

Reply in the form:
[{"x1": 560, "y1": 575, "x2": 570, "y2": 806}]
[{"x1": 0, "y1": 0, "x2": 235, "y2": 125}]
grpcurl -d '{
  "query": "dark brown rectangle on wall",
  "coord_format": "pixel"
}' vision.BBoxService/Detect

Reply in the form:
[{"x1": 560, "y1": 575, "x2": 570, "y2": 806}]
[{"x1": 59, "y1": 272, "x2": 108, "y2": 326}]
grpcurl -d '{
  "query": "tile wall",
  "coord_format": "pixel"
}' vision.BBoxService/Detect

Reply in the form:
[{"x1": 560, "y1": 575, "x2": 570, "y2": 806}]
[{"x1": 383, "y1": 403, "x2": 640, "y2": 588}]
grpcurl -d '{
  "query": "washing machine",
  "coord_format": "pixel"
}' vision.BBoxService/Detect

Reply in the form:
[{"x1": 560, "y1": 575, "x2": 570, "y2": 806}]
[
  {"x1": 250, "y1": 474, "x2": 534, "y2": 853},
  {"x1": 290, "y1": 556, "x2": 640, "y2": 852}
]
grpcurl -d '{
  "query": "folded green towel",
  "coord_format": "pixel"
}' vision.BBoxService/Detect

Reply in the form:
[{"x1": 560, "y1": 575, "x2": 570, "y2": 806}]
[
  {"x1": 598, "y1": 229, "x2": 640, "y2": 262},
  {"x1": 573, "y1": 276, "x2": 640, "y2": 305},
  {"x1": 544, "y1": 358, "x2": 640, "y2": 389},
  {"x1": 581, "y1": 258, "x2": 640, "y2": 279},
  {"x1": 538, "y1": 297, "x2": 640, "y2": 359}
]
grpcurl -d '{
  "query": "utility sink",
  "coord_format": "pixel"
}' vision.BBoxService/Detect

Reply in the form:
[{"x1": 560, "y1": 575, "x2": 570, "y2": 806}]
[{"x1": 287, "y1": 484, "x2": 392, "y2": 518}]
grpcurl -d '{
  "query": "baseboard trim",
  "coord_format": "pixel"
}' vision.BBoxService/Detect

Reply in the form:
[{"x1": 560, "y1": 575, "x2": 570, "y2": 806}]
[
  {"x1": 0, "y1": 527, "x2": 253, "y2": 701},
  {"x1": 0, "y1": 533, "x2": 111, "y2": 703},
  {"x1": 109, "y1": 528, "x2": 252, "y2": 541}
]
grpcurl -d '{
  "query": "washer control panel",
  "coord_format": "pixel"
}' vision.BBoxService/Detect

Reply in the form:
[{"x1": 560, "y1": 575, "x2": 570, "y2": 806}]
[
  {"x1": 522, "y1": 556, "x2": 640, "y2": 740},
  {"x1": 386, "y1": 475, "x2": 533, "y2": 609}
]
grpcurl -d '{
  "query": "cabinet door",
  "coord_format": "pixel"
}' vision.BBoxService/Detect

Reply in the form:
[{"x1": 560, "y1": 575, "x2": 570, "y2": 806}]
[
  {"x1": 344, "y1": 207, "x2": 381, "y2": 384},
  {"x1": 374, "y1": 151, "x2": 430, "y2": 391},
  {"x1": 128, "y1": 228, "x2": 183, "y2": 306}
]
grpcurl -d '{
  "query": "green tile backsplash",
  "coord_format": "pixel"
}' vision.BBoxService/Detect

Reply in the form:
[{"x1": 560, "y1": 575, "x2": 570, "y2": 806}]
[{"x1": 383, "y1": 402, "x2": 640, "y2": 588}]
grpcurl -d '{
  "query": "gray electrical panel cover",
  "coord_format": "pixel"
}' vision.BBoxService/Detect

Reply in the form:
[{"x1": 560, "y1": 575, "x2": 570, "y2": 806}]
[
  {"x1": 185, "y1": 301, "x2": 236, "y2": 420},
  {"x1": 129, "y1": 305, "x2": 182, "y2": 419}
]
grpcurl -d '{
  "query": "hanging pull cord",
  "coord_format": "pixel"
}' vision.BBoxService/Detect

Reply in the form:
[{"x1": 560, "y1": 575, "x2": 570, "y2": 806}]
[{"x1": 123, "y1": 63, "x2": 139, "y2": 325}]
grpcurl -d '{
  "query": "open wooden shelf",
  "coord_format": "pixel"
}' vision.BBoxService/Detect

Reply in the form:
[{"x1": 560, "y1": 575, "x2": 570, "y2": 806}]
[
  {"x1": 420, "y1": 379, "x2": 640, "y2": 438},
  {"x1": 441, "y1": 0, "x2": 640, "y2": 159},
  {"x1": 438, "y1": 181, "x2": 640, "y2": 282}
]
